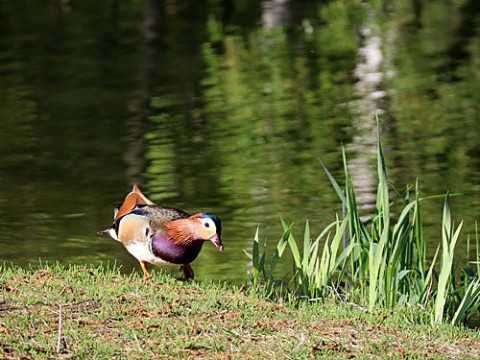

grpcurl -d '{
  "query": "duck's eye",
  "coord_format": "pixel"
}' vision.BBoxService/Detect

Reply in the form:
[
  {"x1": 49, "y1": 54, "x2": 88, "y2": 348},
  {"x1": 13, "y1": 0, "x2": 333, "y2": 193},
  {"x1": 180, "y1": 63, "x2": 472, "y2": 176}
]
[{"x1": 202, "y1": 219, "x2": 215, "y2": 230}]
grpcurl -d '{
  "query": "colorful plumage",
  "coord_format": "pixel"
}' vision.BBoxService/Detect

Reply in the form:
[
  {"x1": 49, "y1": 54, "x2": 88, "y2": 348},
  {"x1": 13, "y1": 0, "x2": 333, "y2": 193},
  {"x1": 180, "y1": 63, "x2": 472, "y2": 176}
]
[{"x1": 99, "y1": 185, "x2": 223, "y2": 279}]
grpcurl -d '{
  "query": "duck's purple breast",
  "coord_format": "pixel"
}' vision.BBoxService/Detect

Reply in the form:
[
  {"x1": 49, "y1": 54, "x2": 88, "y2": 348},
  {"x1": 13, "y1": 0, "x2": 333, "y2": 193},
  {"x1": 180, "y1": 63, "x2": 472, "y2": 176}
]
[{"x1": 151, "y1": 234, "x2": 204, "y2": 264}]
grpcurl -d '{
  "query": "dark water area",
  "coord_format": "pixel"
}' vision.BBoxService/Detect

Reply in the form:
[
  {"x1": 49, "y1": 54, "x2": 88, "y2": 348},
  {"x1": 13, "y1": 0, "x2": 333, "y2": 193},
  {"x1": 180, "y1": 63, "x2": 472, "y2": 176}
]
[{"x1": 1, "y1": 0, "x2": 480, "y2": 282}]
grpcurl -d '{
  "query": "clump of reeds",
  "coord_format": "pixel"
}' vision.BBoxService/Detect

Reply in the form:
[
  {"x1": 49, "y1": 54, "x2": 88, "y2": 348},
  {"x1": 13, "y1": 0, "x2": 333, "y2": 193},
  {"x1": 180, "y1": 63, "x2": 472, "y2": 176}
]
[{"x1": 246, "y1": 124, "x2": 480, "y2": 326}]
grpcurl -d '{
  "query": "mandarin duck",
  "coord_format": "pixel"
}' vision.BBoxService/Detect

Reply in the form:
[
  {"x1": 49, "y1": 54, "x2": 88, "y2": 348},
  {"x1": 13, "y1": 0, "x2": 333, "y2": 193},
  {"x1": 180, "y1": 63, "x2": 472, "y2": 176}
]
[{"x1": 100, "y1": 185, "x2": 223, "y2": 280}]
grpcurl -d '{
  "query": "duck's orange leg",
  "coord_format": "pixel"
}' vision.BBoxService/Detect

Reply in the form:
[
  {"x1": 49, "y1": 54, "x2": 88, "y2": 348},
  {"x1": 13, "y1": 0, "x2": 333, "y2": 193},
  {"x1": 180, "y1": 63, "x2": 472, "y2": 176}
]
[
  {"x1": 180, "y1": 264, "x2": 195, "y2": 280},
  {"x1": 140, "y1": 261, "x2": 150, "y2": 277}
]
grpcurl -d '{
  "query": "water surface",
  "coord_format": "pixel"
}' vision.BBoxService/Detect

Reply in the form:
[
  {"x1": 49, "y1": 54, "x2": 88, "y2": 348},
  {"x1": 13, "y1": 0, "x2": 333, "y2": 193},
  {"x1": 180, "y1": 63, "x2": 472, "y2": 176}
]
[{"x1": 1, "y1": 0, "x2": 480, "y2": 282}]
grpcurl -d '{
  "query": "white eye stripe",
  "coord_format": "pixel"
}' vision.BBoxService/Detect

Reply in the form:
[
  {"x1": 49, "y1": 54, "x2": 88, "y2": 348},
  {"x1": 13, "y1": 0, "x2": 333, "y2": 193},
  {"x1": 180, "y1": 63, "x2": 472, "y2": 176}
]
[{"x1": 201, "y1": 218, "x2": 216, "y2": 231}]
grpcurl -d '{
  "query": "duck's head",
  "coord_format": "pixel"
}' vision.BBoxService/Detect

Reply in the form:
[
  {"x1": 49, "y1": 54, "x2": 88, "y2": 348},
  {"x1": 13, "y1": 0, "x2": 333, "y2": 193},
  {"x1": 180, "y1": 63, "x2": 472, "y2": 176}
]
[
  {"x1": 165, "y1": 212, "x2": 223, "y2": 251},
  {"x1": 190, "y1": 212, "x2": 224, "y2": 251}
]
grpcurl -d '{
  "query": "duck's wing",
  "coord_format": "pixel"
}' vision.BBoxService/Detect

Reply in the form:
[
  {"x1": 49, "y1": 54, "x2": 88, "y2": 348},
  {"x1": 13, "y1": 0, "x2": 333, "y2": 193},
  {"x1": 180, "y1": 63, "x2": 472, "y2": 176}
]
[
  {"x1": 148, "y1": 206, "x2": 190, "y2": 224},
  {"x1": 114, "y1": 185, "x2": 156, "y2": 221},
  {"x1": 99, "y1": 185, "x2": 155, "y2": 238},
  {"x1": 132, "y1": 185, "x2": 155, "y2": 205},
  {"x1": 100, "y1": 185, "x2": 189, "y2": 242}
]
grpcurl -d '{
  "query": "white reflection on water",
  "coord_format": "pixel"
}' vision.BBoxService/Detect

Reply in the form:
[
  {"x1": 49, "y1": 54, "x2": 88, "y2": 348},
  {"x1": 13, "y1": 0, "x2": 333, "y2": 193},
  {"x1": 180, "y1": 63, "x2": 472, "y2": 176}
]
[{"x1": 348, "y1": 11, "x2": 387, "y2": 216}]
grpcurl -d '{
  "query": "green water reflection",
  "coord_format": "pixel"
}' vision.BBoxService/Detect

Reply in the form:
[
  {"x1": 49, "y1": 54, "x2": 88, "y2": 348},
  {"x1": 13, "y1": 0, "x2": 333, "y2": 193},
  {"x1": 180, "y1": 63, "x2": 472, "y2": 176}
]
[{"x1": 1, "y1": 0, "x2": 480, "y2": 282}]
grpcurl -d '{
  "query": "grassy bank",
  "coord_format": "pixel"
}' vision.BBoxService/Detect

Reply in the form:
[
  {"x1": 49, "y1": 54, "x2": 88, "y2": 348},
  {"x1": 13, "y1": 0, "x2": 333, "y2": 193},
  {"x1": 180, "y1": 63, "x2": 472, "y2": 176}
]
[{"x1": 1, "y1": 264, "x2": 480, "y2": 359}]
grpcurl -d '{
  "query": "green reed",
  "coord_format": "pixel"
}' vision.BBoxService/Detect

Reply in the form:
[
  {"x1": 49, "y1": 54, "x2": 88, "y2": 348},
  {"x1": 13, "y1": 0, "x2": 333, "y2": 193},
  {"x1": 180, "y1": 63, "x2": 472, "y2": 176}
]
[{"x1": 247, "y1": 125, "x2": 480, "y2": 326}]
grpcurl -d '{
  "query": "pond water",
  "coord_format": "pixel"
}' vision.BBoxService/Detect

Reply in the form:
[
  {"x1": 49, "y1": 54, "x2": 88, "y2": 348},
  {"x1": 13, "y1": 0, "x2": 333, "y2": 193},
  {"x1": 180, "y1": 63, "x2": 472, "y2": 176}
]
[{"x1": 1, "y1": 0, "x2": 480, "y2": 282}]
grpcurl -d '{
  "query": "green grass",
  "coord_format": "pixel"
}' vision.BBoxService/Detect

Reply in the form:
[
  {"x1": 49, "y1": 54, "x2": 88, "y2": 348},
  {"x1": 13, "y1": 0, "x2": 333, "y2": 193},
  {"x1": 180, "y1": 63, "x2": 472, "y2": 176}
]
[
  {"x1": 247, "y1": 123, "x2": 480, "y2": 327},
  {"x1": 1, "y1": 263, "x2": 480, "y2": 359}
]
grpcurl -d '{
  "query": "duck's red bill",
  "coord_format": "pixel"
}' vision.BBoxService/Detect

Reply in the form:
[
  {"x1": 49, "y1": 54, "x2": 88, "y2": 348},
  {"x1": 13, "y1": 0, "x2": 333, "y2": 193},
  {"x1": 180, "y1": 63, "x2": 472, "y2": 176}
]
[{"x1": 209, "y1": 233, "x2": 224, "y2": 251}]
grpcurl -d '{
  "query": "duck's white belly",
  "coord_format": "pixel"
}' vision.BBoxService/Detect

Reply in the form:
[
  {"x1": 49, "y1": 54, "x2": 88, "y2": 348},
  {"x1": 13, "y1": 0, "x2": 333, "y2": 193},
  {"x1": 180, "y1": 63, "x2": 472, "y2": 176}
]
[{"x1": 125, "y1": 242, "x2": 173, "y2": 266}]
